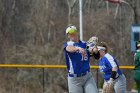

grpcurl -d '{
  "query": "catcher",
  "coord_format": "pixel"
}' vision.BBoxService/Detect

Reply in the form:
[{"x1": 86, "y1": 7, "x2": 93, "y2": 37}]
[
  {"x1": 97, "y1": 42, "x2": 126, "y2": 93},
  {"x1": 64, "y1": 25, "x2": 100, "y2": 93}
]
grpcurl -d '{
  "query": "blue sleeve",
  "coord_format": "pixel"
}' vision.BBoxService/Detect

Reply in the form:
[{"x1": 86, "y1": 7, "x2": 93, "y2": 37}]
[{"x1": 64, "y1": 43, "x2": 68, "y2": 51}]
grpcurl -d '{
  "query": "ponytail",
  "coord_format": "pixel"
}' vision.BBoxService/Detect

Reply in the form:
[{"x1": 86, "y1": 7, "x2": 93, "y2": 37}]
[{"x1": 100, "y1": 42, "x2": 108, "y2": 53}]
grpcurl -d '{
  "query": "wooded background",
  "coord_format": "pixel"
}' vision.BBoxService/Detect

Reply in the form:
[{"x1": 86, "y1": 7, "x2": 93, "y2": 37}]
[{"x1": 0, "y1": 0, "x2": 140, "y2": 93}]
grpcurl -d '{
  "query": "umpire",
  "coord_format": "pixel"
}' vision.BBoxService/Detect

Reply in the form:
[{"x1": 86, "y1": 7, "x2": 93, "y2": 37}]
[
  {"x1": 134, "y1": 41, "x2": 140, "y2": 93},
  {"x1": 63, "y1": 25, "x2": 100, "y2": 93}
]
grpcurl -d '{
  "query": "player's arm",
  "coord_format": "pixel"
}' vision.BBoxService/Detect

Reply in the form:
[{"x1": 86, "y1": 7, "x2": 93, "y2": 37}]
[
  {"x1": 107, "y1": 57, "x2": 119, "y2": 80},
  {"x1": 110, "y1": 67, "x2": 118, "y2": 80},
  {"x1": 66, "y1": 46, "x2": 85, "y2": 55},
  {"x1": 66, "y1": 46, "x2": 79, "y2": 53},
  {"x1": 102, "y1": 57, "x2": 119, "y2": 93}
]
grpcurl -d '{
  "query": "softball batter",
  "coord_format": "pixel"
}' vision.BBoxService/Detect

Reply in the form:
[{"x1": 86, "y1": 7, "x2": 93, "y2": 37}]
[{"x1": 64, "y1": 25, "x2": 100, "y2": 93}]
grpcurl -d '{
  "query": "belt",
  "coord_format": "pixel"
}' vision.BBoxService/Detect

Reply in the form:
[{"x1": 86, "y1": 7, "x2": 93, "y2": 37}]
[{"x1": 68, "y1": 71, "x2": 89, "y2": 77}]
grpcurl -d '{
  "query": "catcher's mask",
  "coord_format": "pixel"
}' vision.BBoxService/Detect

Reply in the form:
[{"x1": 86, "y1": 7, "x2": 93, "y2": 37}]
[{"x1": 66, "y1": 26, "x2": 77, "y2": 35}]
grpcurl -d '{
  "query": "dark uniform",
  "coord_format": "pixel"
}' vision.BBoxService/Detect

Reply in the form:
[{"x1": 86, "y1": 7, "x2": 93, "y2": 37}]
[{"x1": 134, "y1": 41, "x2": 140, "y2": 93}]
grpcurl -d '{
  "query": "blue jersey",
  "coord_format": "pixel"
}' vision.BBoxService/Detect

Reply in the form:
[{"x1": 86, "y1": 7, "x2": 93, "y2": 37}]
[
  {"x1": 99, "y1": 53, "x2": 122, "y2": 80},
  {"x1": 64, "y1": 40, "x2": 90, "y2": 74}
]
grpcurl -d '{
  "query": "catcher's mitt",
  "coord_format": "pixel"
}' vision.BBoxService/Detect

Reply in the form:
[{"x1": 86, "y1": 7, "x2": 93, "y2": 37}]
[
  {"x1": 102, "y1": 79, "x2": 115, "y2": 93},
  {"x1": 86, "y1": 36, "x2": 98, "y2": 54}
]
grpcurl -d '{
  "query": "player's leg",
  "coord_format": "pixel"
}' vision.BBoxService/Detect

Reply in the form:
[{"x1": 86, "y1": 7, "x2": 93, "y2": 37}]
[
  {"x1": 136, "y1": 82, "x2": 140, "y2": 93},
  {"x1": 133, "y1": 70, "x2": 140, "y2": 93},
  {"x1": 68, "y1": 77, "x2": 83, "y2": 93},
  {"x1": 84, "y1": 73, "x2": 98, "y2": 93},
  {"x1": 114, "y1": 74, "x2": 126, "y2": 93}
]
